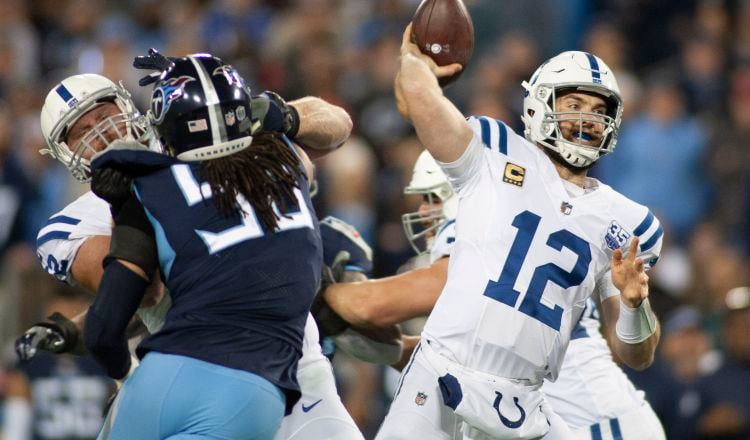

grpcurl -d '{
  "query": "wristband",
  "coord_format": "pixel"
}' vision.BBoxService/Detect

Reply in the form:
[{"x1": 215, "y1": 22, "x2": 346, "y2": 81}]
[
  {"x1": 616, "y1": 298, "x2": 657, "y2": 344},
  {"x1": 285, "y1": 104, "x2": 300, "y2": 139}
]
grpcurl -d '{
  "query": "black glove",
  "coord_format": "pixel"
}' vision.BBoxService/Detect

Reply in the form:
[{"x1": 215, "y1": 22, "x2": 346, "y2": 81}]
[
  {"x1": 133, "y1": 48, "x2": 176, "y2": 86},
  {"x1": 251, "y1": 91, "x2": 300, "y2": 138},
  {"x1": 15, "y1": 313, "x2": 81, "y2": 361},
  {"x1": 91, "y1": 167, "x2": 133, "y2": 217},
  {"x1": 311, "y1": 251, "x2": 351, "y2": 338}
]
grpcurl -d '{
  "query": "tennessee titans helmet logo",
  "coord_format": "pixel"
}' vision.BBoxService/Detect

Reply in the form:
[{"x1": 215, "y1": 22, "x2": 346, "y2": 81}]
[
  {"x1": 151, "y1": 75, "x2": 196, "y2": 123},
  {"x1": 212, "y1": 65, "x2": 243, "y2": 87}
]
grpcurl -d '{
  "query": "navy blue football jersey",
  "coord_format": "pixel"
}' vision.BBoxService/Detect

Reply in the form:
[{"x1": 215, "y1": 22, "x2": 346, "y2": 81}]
[{"x1": 92, "y1": 147, "x2": 322, "y2": 406}]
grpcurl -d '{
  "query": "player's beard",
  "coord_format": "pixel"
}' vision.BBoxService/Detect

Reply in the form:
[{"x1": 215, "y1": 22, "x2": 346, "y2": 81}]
[{"x1": 540, "y1": 146, "x2": 595, "y2": 174}]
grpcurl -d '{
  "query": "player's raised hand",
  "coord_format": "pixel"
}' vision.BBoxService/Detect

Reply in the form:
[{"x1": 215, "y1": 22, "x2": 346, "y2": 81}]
[
  {"x1": 611, "y1": 237, "x2": 649, "y2": 308},
  {"x1": 399, "y1": 23, "x2": 462, "y2": 81}
]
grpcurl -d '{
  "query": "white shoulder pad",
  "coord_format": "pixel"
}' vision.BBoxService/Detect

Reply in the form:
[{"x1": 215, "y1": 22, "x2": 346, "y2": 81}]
[
  {"x1": 430, "y1": 220, "x2": 456, "y2": 263},
  {"x1": 36, "y1": 192, "x2": 112, "y2": 283}
]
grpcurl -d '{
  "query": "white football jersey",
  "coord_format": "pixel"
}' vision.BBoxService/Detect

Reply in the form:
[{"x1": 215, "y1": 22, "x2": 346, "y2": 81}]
[
  {"x1": 36, "y1": 191, "x2": 112, "y2": 283},
  {"x1": 429, "y1": 213, "x2": 649, "y2": 429},
  {"x1": 423, "y1": 116, "x2": 663, "y2": 383},
  {"x1": 429, "y1": 219, "x2": 456, "y2": 263}
]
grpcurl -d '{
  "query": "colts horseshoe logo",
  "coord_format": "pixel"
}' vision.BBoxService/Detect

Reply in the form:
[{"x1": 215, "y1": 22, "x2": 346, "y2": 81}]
[{"x1": 493, "y1": 392, "x2": 526, "y2": 429}]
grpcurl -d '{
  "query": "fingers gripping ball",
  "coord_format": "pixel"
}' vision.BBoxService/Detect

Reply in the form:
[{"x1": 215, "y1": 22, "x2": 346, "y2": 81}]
[{"x1": 412, "y1": 0, "x2": 475, "y2": 87}]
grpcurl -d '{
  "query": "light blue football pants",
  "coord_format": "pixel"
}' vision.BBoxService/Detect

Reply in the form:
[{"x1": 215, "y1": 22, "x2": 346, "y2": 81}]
[{"x1": 99, "y1": 352, "x2": 286, "y2": 440}]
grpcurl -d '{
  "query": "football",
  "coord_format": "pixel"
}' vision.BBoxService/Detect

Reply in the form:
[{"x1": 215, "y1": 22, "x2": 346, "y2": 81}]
[{"x1": 411, "y1": 0, "x2": 475, "y2": 87}]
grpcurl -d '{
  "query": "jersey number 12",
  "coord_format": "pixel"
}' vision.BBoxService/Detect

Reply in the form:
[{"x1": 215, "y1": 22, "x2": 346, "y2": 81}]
[{"x1": 483, "y1": 210, "x2": 591, "y2": 331}]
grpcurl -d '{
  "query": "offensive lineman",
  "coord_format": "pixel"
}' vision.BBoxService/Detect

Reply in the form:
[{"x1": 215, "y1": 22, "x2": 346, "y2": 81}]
[{"x1": 374, "y1": 24, "x2": 663, "y2": 439}]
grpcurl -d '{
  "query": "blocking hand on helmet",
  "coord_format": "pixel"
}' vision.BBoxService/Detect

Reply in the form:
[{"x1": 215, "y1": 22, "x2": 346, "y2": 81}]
[
  {"x1": 133, "y1": 48, "x2": 177, "y2": 86},
  {"x1": 311, "y1": 250, "x2": 352, "y2": 338},
  {"x1": 250, "y1": 91, "x2": 300, "y2": 138},
  {"x1": 15, "y1": 313, "x2": 81, "y2": 361}
]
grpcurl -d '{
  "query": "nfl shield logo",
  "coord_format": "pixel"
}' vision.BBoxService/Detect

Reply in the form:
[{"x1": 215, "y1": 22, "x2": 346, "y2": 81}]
[
  {"x1": 415, "y1": 392, "x2": 427, "y2": 406},
  {"x1": 225, "y1": 110, "x2": 236, "y2": 126},
  {"x1": 560, "y1": 201, "x2": 573, "y2": 215}
]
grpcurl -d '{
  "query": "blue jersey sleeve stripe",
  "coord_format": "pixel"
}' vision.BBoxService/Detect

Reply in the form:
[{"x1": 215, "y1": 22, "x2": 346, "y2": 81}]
[
  {"x1": 609, "y1": 418, "x2": 623, "y2": 440},
  {"x1": 639, "y1": 224, "x2": 664, "y2": 252},
  {"x1": 46, "y1": 215, "x2": 81, "y2": 227},
  {"x1": 590, "y1": 423, "x2": 603, "y2": 440},
  {"x1": 479, "y1": 117, "x2": 491, "y2": 149},
  {"x1": 36, "y1": 231, "x2": 71, "y2": 248},
  {"x1": 437, "y1": 219, "x2": 456, "y2": 235},
  {"x1": 496, "y1": 120, "x2": 508, "y2": 154},
  {"x1": 633, "y1": 211, "x2": 654, "y2": 236}
]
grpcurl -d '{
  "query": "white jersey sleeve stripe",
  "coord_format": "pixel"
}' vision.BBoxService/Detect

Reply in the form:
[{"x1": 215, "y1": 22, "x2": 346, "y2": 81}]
[
  {"x1": 36, "y1": 215, "x2": 82, "y2": 248},
  {"x1": 632, "y1": 211, "x2": 654, "y2": 236},
  {"x1": 640, "y1": 223, "x2": 664, "y2": 253},
  {"x1": 473, "y1": 116, "x2": 509, "y2": 155},
  {"x1": 632, "y1": 210, "x2": 663, "y2": 253},
  {"x1": 36, "y1": 231, "x2": 72, "y2": 248}
]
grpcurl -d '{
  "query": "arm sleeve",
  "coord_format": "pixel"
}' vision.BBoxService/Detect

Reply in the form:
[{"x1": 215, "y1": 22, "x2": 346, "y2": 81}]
[{"x1": 84, "y1": 260, "x2": 148, "y2": 379}]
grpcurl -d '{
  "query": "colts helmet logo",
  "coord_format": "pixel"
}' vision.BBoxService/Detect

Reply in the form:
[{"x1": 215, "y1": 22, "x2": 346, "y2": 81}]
[{"x1": 151, "y1": 76, "x2": 196, "y2": 123}]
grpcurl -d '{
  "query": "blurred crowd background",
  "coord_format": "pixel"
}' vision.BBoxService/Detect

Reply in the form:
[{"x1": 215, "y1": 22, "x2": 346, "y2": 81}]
[{"x1": 0, "y1": 0, "x2": 748, "y2": 439}]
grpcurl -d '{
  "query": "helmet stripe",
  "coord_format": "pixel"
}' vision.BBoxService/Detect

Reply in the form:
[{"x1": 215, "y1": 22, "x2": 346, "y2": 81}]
[
  {"x1": 584, "y1": 52, "x2": 602, "y2": 84},
  {"x1": 187, "y1": 56, "x2": 228, "y2": 145},
  {"x1": 55, "y1": 84, "x2": 78, "y2": 107}
]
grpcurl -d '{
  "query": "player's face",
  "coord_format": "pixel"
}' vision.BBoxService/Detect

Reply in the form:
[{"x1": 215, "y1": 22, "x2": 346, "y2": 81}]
[
  {"x1": 65, "y1": 102, "x2": 124, "y2": 160},
  {"x1": 554, "y1": 92, "x2": 607, "y2": 148},
  {"x1": 419, "y1": 193, "x2": 442, "y2": 234}
]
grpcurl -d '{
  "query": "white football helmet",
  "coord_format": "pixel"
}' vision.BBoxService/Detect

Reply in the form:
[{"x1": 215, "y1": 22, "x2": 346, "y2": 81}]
[
  {"x1": 40, "y1": 74, "x2": 154, "y2": 182},
  {"x1": 402, "y1": 150, "x2": 458, "y2": 255},
  {"x1": 521, "y1": 51, "x2": 623, "y2": 168}
]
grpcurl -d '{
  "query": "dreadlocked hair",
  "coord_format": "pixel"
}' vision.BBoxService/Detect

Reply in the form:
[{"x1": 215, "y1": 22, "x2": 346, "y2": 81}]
[{"x1": 199, "y1": 132, "x2": 303, "y2": 232}]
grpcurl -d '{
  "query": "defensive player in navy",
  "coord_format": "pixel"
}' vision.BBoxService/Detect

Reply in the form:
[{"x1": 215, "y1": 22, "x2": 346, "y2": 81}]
[
  {"x1": 21, "y1": 54, "x2": 364, "y2": 439},
  {"x1": 368, "y1": 24, "x2": 663, "y2": 439},
  {"x1": 82, "y1": 53, "x2": 324, "y2": 439},
  {"x1": 323, "y1": 151, "x2": 665, "y2": 439},
  {"x1": 23, "y1": 56, "x2": 381, "y2": 438}
]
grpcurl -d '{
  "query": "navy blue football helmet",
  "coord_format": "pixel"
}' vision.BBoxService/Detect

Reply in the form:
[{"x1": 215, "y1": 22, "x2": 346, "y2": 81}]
[{"x1": 149, "y1": 53, "x2": 257, "y2": 161}]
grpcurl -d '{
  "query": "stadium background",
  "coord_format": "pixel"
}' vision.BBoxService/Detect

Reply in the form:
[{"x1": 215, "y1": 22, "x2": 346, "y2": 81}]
[{"x1": 0, "y1": 0, "x2": 748, "y2": 439}]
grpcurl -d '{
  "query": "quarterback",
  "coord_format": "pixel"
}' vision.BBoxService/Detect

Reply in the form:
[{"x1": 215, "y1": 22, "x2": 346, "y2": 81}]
[
  {"x1": 374, "y1": 24, "x2": 662, "y2": 439},
  {"x1": 324, "y1": 150, "x2": 665, "y2": 439}
]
